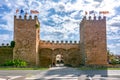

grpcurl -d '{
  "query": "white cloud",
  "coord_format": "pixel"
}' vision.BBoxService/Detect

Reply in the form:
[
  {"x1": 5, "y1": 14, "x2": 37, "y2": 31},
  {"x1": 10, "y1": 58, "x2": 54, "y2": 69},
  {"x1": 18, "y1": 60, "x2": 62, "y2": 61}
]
[
  {"x1": 50, "y1": 14, "x2": 63, "y2": 23},
  {"x1": 108, "y1": 43, "x2": 120, "y2": 54},
  {"x1": 107, "y1": 15, "x2": 120, "y2": 26},
  {"x1": 0, "y1": 34, "x2": 11, "y2": 45},
  {"x1": 0, "y1": 0, "x2": 120, "y2": 54},
  {"x1": 41, "y1": 25, "x2": 56, "y2": 33},
  {"x1": 0, "y1": 34, "x2": 9, "y2": 40},
  {"x1": 118, "y1": 40, "x2": 120, "y2": 42},
  {"x1": 107, "y1": 34, "x2": 120, "y2": 40},
  {"x1": 61, "y1": 22, "x2": 78, "y2": 32},
  {"x1": 107, "y1": 44, "x2": 116, "y2": 48},
  {"x1": 107, "y1": 26, "x2": 119, "y2": 33},
  {"x1": 116, "y1": 43, "x2": 120, "y2": 46},
  {"x1": 1, "y1": 12, "x2": 14, "y2": 31}
]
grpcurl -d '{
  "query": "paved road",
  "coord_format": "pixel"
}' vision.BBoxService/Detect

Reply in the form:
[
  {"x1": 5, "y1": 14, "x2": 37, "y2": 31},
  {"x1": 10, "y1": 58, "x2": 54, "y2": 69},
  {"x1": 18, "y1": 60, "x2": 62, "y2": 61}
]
[{"x1": 0, "y1": 67, "x2": 120, "y2": 80}]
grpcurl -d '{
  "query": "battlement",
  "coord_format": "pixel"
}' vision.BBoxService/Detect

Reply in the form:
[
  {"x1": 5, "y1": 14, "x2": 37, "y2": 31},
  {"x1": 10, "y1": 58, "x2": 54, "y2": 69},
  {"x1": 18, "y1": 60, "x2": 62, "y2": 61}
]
[
  {"x1": 14, "y1": 15, "x2": 38, "y2": 20},
  {"x1": 40, "y1": 40, "x2": 80, "y2": 44},
  {"x1": 39, "y1": 40, "x2": 79, "y2": 49},
  {"x1": 82, "y1": 16, "x2": 106, "y2": 22}
]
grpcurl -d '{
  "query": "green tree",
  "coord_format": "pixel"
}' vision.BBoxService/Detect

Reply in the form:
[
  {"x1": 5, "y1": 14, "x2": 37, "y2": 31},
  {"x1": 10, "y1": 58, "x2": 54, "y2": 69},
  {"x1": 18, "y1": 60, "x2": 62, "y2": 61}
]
[
  {"x1": 10, "y1": 41, "x2": 15, "y2": 48},
  {"x1": 107, "y1": 50, "x2": 120, "y2": 64},
  {"x1": 2, "y1": 43, "x2": 4, "y2": 46},
  {"x1": 6, "y1": 43, "x2": 9, "y2": 46}
]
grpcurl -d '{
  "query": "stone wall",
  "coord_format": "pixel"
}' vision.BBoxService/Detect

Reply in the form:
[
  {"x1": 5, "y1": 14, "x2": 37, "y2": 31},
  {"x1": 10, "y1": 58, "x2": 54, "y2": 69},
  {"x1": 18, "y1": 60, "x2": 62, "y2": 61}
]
[
  {"x1": 39, "y1": 40, "x2": 81, "y2": 67},
  {"x1": 0, "y1": 47, "x2": 13, "y2": 64},
  {"x1": 39, "y1": 48, "x2": 81, "y2": 67}
]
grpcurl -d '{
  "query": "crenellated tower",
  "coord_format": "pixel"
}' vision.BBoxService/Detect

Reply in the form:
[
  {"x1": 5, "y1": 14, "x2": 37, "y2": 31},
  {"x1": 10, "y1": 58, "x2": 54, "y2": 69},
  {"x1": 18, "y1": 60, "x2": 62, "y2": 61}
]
[
  {"x1": 13, "y1": 15, "x2": 40, "y2": 66},
  {"x1": 80, "y1": 16, "x2": 108, "y2": 65}
]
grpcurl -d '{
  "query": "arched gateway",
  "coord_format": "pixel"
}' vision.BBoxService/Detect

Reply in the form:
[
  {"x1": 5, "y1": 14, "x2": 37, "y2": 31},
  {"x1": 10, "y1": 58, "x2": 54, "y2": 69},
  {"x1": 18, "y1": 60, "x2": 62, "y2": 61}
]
[
  {"x1": 39, "y1": 41, "x2": 81, "y2": 67},
  {"x1": 13, "y1": 15, "x2": 108, "y2": 67}
]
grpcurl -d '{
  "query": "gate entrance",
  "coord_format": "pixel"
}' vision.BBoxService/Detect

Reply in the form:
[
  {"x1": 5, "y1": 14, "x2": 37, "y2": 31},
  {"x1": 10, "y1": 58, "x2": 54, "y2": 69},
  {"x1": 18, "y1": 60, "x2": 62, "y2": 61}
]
[{"x1": 55, "y1": 54, "x2": 64, "y2": 66}]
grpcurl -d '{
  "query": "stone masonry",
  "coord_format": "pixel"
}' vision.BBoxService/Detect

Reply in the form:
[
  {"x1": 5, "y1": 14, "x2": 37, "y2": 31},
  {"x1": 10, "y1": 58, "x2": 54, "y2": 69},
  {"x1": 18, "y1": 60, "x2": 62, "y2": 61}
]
[
  {"x1": 13, "y1": 15, "x2": 40, "y2": 66},
  {"x1": 13, "y1": 15, "x2": 108, "y2": 67},
  {"x1": 80, "y1": 16, "x2": 108, "y2": 65}
]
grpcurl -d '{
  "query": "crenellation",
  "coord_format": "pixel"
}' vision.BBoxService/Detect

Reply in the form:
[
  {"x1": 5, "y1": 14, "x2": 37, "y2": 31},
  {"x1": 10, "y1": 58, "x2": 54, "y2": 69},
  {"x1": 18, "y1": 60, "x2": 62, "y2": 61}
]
[
  {"x1": 83, "y1": 16, "x2": 86, "y2": 20},
  {"x1": 94, "y1": 16, "x2": 96, "y2": 20},
  {"x1": 29, "y1": 15, "x2": 32, "y2": 20},
  {"x1": 98, "y1": 16, "x2": 101, "y2": 20},
  {"x1": 70, "y1": 41, "x2": 72, "y2": 43},
  {"x1": 14, "y1": 15, "x2": 16, "y2": 20},
  {"x1": 52, "y1": 41, "x2": 54, "y2": 43},
  {"x1": 65, "y1": 41, "x2": 68, "y2": 43},
  {"x1": 14, "y1": 15, "x2": 38, "y2": 20},
  {"x1": 24, "y1": 15, "x2": 27, "y2": 20},
  {"x1": 56, "y1": 41, "x2": 59, "y2": 43},
  {"x1": 40, "y1": 40, "x2": 79, "y2": 45},
  {"x1": 61, "y1": 40, "x2": 63, "y2": 43},
  {"x1": 19, "y1": 15, "x2": 22, "y2": 19},
  {"x1": 82, "y1": 16, "x2": 106, "y2": 21},
  {"x1": 34, "y1": 16, "x2": 37, "y2": 20},
  {"x1": 103, "y1": 16, "x2": 106, "y2": 20},
  {"x1": 89, "y1": 16, "x2": 91, "y2": 20},
  {"x1": 74, "y1": 41, "x2": 77, "y2": 43}
]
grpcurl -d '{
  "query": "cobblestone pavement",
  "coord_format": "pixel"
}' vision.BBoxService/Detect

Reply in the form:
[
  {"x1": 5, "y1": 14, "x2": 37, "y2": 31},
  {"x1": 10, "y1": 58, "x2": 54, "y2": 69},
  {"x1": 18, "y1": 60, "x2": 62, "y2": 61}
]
[{"x1": 0, "y1": 67, "x2": 120, "y2": 80}]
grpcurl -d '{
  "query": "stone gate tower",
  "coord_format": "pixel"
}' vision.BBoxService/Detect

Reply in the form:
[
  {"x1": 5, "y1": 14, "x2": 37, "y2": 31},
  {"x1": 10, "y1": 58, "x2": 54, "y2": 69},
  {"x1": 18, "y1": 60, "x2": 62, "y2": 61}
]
[
  {"x1": 80, "y1": 16, "x2": 108, "y2": 65},
  {"x1": 13, "y1": 15, "x2": 40, "y2": 66}
]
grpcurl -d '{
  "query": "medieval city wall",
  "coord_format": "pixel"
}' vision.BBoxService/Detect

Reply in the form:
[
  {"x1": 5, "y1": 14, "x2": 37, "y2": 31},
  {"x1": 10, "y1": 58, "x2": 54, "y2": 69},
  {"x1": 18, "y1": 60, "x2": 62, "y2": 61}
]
[
  {"x1": 0, "y1": 47, "x2": 13, "y2": 64},
  {"x1": 39, "y1": 40, "x2": 81, "y2": 67}
]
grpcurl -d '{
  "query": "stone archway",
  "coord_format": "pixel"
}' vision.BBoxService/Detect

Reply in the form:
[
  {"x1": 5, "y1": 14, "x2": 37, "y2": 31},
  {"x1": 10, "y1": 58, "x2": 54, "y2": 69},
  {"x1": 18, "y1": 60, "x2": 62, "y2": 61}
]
[
  {"x1": 55, "y1": 54, "x2": 64, "y2": 66},
  {"x1": 52, "y1": 48, "x2": 67, "y2": 67},
  {"x1": 39, "y1": 48, "x2": 81, "y2": 67}
]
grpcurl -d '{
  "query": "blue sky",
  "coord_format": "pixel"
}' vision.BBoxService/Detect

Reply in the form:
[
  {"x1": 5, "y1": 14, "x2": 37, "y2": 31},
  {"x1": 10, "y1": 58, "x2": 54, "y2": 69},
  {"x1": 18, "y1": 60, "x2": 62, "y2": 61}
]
[{"x1": 0, "y1": 0, "x2": 120, "y2": 54}]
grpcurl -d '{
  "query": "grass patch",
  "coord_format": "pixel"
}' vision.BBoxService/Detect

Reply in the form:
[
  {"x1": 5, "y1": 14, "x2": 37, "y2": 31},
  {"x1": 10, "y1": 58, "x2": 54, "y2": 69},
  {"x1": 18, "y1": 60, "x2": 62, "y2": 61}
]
[
  {"x1": 0, "y1": 67, "x2": 48, "y2": 70},
  {"x1": 107, "y1": 68, "x2": 120, "y2": 70}
]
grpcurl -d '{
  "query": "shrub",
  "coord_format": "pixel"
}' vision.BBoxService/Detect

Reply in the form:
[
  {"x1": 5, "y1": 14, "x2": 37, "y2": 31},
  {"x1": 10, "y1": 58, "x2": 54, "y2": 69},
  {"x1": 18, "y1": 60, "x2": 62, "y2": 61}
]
[
  {"x1": 13, "y1": 59, "x2": 27, "y2": 67},
  {"x1": 10, "y1": 41, "x2": 15, "y2": 48},
  {"x1": 3, "y1": 60, "x2": 14, "y2": 66},
  {"x1": 35, "y1": 24, "x2": 40, "y2": 28},
  {"x1": 110, "y1": 59, "x2": 120, "y2": 65},
  {"x1": 2, "y1": 59, "x2": 27, "y2": 67}
]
